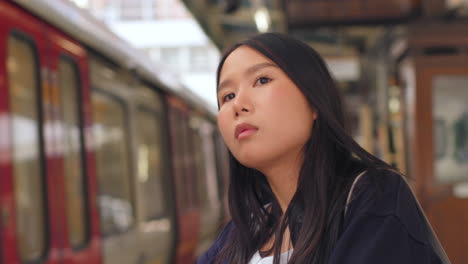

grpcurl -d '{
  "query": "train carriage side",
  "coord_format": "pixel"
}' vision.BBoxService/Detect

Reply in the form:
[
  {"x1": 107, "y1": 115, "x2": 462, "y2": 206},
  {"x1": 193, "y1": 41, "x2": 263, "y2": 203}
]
[
  {"x1": 167, "y1": 96, "x2": 226, "y2": 263},
  {"x1": 1, "y1": 1, "x2": 230, "y2": 264},
  {"x1": 0, "y1": 1, "x2": 101, "y2": 263},
  {"x1": 47, "y1": 20, "x2": 102, "y2": 264},
  {"x1": 0, "y1": 2, "x2": 61, "y2": 263},
  {"x1": 89, "y1": 57, "x2": 177, "y2": 264},
  {"x1": 130, "y1": 79, "x2": 178, "y2": 264},
  {"x1": 167, "y1": 97, "x2": 201, "y2": 264},
  {"x1": 0, "y1": 2, "x2": 181, "y2": 263},
  {"x1": 193, "y1": 115, "x2": 225, "y2": 258},
  {"x1": 213, "y1": 132, "x2": 231, "y2": 223}
]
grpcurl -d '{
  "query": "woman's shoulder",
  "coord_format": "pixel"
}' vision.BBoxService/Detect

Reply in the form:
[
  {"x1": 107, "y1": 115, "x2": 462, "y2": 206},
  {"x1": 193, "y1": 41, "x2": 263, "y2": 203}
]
[
  {"x1": 345, "y1": 168, "x2": 435, "y2": 246},
  {"x1": 337, "y1": 168, "x2": 450, "y2": 263},
  {"x1": 346, "y1": 168, "x2": 411, "y2": 214},
  {"x1": 197, "y1": 221, "x2": 234, "y2": 264}
]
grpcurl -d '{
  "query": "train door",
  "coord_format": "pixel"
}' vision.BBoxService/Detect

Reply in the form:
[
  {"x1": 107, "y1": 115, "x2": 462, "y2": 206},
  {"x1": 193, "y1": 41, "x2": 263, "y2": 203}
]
[
  {"x1": 195, "y1": 117, "x2": 223, "y2": 258},
  {"x1": 167, "y1": 98, "x2": 201, "y2": 264},
  {"x1": 46, "y1": 26, "x2": 101, "y2": 264},
  {"x1": 89, "y1": 58, "x2": 139, "y2": 264},
  {"x1": 399, "y1": 23, "x2": 468, "y2": 264},
  {"x1": 131, "y1": 86, "x2": 177, "y2": 264},
  {"x1": 0, "y1": 1, "x2": 61, "y2": 264}
]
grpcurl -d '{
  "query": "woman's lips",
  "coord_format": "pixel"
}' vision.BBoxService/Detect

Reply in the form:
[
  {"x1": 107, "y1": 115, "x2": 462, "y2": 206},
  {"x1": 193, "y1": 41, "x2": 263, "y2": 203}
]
[
  {"x1": 237, "y1": 128, "x2": 257, "y2": 139},
  {"x1": 235, "y1": 123, "x2": 258, "y2": 139}
]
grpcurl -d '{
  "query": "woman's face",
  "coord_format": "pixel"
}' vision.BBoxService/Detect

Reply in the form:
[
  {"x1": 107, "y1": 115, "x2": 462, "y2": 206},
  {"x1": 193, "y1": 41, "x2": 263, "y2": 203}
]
[{"x1": 217, "y1": 46, "x2": 316, "y2": 170}]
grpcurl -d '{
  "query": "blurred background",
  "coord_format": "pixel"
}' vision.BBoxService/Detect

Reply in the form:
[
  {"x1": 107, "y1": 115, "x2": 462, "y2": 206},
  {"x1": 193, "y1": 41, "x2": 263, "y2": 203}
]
[
  {"x1": 0, "y1": 0, "x2": 467, "y2": 263},
  {"x1": 70, "y1": 0, "x2": 222, "y2": 107}
]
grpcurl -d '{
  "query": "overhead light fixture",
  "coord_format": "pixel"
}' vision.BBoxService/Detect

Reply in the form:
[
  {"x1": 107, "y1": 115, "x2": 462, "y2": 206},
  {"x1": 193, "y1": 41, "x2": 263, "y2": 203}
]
[{"x1": 254, "y1": 6, "x2": 271, "y2": 33}]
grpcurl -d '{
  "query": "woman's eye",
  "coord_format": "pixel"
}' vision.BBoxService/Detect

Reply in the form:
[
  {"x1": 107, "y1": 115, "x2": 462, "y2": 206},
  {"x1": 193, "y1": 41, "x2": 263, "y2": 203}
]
[
  {"x1": 222, "y1": 93, "x2": 235, "y2": 103},
  {"x1": 255, "y1": 76, "x2": 272, "y2": 86}
]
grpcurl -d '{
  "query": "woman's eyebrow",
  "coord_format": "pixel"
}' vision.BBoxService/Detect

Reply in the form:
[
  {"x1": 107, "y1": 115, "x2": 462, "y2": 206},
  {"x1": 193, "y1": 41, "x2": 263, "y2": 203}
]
[
  {"x1": 245, "y1": 62, "x2": 278, "y2": 76},
  {"x1": 218, "y1": 62, "x2": 277, "y2": 93},
  {"x1": 218, "y1": 79, "x2": 232, "y2": 94}
]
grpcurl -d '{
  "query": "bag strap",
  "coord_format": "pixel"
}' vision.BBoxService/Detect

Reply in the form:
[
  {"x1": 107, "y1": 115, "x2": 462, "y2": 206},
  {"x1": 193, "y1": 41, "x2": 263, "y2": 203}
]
[{"x1": 344, "y1": 170, "x2": 367, "y2": 216}]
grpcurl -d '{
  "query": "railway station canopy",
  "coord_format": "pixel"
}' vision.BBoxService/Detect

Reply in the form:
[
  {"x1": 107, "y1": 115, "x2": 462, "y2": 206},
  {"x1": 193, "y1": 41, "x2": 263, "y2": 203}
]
[{"x1": 183, "y1": 0, "x2": 468, "y2": 57}]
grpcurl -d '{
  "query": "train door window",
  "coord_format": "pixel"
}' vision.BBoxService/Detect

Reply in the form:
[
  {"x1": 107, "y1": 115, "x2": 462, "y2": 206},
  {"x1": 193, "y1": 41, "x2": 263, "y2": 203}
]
[
  {"x1": 191, "y1": 120, "x2": 208, "y2": 210},
  {"x1": 173, "y1": 109, "x2": 190, "y2": 210},
  {"x1": 213, "y1": 133, "x2": 229, "y2": 202},
  {"x1": 7, "y1": 35, "x2": 46, "y2": 261},
  {"x1": 57, "y1": 57, "x2": 88, "y2": 248},
  {"x1": 432, "y1": 76, "x2": 468, "y2": 183},
  {"x1": 191, "y1": 123, "x2": 203, "y2": 208},
  {"x1": 92, "y1": 92, "x2": 134, "y2": 236},
  {"x1": 136, "y1": 107, "x2": 167, "y2": 220},
  {"x1": 198, "y1": 121, "x2": 220, "y2": 212},
  {"x1": 183, "y1": 115, "x2": 198, "y2": 208}
]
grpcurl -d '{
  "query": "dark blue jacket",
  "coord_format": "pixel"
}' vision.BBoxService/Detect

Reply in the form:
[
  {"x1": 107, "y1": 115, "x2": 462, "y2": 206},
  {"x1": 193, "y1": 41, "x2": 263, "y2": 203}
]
[{"x1": 198, "y1": 170, "x2": 451, "y2": 264}]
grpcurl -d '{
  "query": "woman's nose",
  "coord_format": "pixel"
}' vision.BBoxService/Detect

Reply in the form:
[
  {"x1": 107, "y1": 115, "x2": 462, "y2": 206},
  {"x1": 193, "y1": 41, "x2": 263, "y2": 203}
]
[{"x1": 233, "y1": 90, "x2": 252, "y2": 117}]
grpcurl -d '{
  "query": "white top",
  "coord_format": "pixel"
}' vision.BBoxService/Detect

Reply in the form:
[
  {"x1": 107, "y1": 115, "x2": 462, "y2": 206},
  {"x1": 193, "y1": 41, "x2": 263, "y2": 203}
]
[{"x1": 248, "y1": 249, "x2": 293, "y2": 264}]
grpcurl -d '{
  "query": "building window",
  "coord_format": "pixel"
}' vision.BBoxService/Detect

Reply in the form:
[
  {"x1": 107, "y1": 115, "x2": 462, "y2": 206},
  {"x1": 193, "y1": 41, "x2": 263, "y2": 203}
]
[
  {"x1": 154, "y1": 0, "x2": 189, "y2": 19},
  {"x1": 160, "y1": 47, "x2": 180, "y2": 69},
  {"x1": 190, "y1": 46, "x2": 209, "y2": 72},
  {"x1": 120, "y1": 0, "x2": 145, "y2": 20}
]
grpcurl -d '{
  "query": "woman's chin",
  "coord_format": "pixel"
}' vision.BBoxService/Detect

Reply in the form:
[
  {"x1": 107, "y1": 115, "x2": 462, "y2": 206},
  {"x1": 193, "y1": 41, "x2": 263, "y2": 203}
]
[
  {"x1": 235, "y1": 154, "x2": 260, "y2": 168},
  {"x1": 236, "y1": 154, "x2": 271, "y2": 171}
]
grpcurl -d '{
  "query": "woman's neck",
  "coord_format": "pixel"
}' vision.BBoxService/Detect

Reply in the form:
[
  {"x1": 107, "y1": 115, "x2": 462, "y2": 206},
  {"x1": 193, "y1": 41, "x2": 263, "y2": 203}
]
[
  {"x1": 259, "y1": 226, "x2": 293, "y2": 256},
  {"x1": 257, "y1": 152, "x2": 302, "y2": 213}
]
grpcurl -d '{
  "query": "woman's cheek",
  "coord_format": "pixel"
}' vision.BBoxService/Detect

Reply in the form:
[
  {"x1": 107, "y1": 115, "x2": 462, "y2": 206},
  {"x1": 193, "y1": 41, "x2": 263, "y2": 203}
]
[{"x1": 217, "y1": 114, "x2": 233, "y2": 147}]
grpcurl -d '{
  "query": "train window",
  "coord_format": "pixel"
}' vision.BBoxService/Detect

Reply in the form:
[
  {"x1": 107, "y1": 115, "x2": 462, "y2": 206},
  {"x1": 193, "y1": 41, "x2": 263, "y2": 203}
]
[
  {"x1": 171, "y1": 109, "x2": 202, "y2": 210},
  {"x1": 432, "y1": 76, "x2": 468, "y2": 183},
  {"x1": 213, "y1": 133, "x2": 229, "y2": 203},
  {"x1": 92, "y1": 92, "x2": 134, "y2": 236},
  {"x1": 136, "y1": 108, "x2": 167, "y2": 221},
  {"x1": 190, "y1": 46, "x2": 210, "y2": 72},
  {"x1": 191, "y1": 120, "x2": 207, "y2": 209},
  {"x1": 195, "y1": 126, "x2": 207, "y2": 208},
  {"x1": 7, "y1": 35, "x2": 46, "y2": 261},
  {"x1": 171, "y1": 109, "x2": 190, "y2": 210},
  {"x1": 58, "y1": 57, "x2": 88, "y2": 248},
  {"x1": 183, "y1": 115, "x2": 199, "y2": 208},
  {"x1": 197, "y1": 121, "x2": 221, "y2": 212}
]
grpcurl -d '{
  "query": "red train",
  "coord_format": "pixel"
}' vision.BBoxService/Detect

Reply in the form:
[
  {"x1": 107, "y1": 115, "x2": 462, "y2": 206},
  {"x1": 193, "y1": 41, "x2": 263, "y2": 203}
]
[{"x1": 0, "y1": 0, "x2": 229, "y2": 263}]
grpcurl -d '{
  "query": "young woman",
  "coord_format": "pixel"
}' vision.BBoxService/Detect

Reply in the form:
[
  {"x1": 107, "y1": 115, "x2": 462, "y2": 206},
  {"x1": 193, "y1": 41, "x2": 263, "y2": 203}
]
[{"x1": 198, "y1": 33, "x2": 450, "y2": 264}]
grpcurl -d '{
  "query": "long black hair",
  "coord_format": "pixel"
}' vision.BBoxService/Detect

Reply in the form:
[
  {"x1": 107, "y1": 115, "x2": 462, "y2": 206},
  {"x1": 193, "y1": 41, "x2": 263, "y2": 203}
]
[{"x1": 214, "y1": 33, "x2": 393, "y2": 264}]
